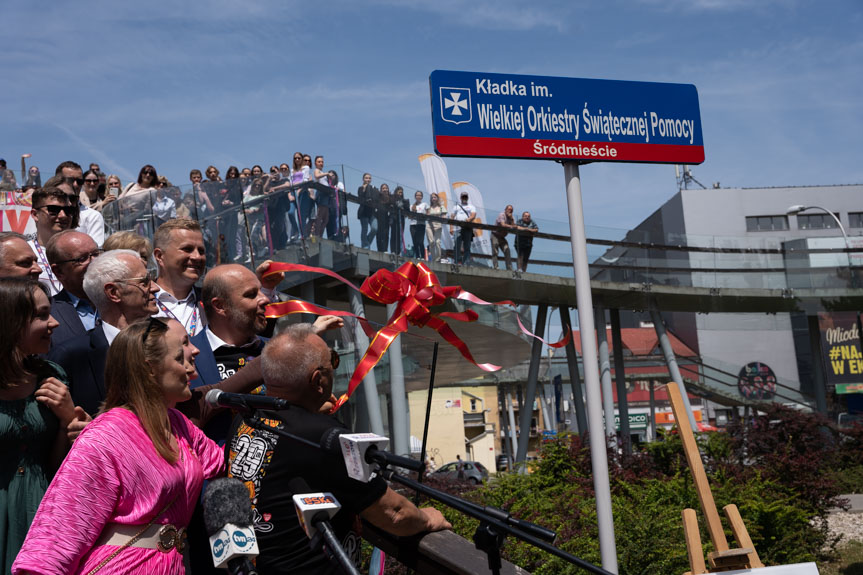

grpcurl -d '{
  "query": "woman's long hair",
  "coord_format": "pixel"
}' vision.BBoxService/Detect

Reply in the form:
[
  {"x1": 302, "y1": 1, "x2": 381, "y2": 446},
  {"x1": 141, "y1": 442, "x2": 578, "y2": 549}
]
[
  {"x1": 0, "y1": 278, "x2": 48, "y2": 388},
  {"x1": 103, "y1": 318, "x2": 178, "y2": 463},
  {"x1": 136, "y1": 164, "x2": 158, "y2": 186}
]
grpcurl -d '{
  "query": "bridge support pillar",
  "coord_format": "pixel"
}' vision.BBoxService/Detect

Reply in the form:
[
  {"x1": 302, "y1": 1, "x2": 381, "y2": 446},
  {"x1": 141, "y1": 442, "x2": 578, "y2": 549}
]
[
  {"x1": 300, "y1": 281, "x2": 316, "y2": 324},
  {"x1": 807, "y1": 315, "x2": 828, "y2": 414},
  {"x1": 649, "y1": 380, "x2": 656, "y2": 441},
  {"x1": 558, "y1": 306, "x2": 588, "y2": 434},
  {"x1": 516, "y1": 304, "x2": 548, "y2": 471},
  {"x1": 349, "y1": 289, "x2": 385, "y2": 435},
  {"x1": 506, "y1": 386, "x2": 518, "y2": 469},
  {"x1": 650, "y1": 309, "x2": 697, "y2": 429},
  {"x1": 610, "y1": 309, "x2": 631, "y2": 455},
  {"x1": 595, "y1": 307, "x2": 616, "y2": 445},
  {"x1": 387, "y1": 302, "x2": 409, "y2": 456}
]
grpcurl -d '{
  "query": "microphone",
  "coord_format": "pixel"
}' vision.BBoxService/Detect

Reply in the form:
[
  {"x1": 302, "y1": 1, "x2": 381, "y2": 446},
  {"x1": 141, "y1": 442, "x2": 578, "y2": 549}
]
[
  {"x1": 319, "y1": 429, "x2": 424, "y2": 482},
  {"x1": 288, "y1": 477, "x2": 360, "y2": 575},
  {"x1": 205, "y1": 389, "x2": 289, "y2": 414},
  {"x1": 202, "y1": 478, "x2": 259, "y2": 575},
  {"x1": 289, "y1": 478, "x2": 341, "y2": 540}
]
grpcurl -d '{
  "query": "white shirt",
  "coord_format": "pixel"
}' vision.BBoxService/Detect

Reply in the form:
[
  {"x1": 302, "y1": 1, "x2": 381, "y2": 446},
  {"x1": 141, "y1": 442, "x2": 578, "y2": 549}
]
[
  {"x1": 76, "y1": 205, "x2": 105, "y2": 247},
  {"x1": 450, "y1": 202, "x2": 477, "y2": 223},
  {"x1": 409, "y1": 201, "x2": 429, "y2": 223},
  {"x1": 102, "y1": 322, "x2": 121, "y2": 345},
  {"x1": 153, "y1": 285, "x2": 208, "y2": 336},
  {"x1": 27, "y1": 239, "x2": 62, "y2": 296},
  {"x1": 205, "y1": 326, "x2": 260, "y2": 353}
]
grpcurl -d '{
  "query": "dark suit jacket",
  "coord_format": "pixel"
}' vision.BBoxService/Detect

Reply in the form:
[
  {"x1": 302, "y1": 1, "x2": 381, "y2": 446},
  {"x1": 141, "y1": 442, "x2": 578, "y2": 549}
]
[
  {"x1": 190, "y1": 328, "x2": 221, "y2": 390},
  {"x1": 50, "y1": 289, "x2": 88, "y2": 350},
  {"x1": 48, "y1": 325, "x2": 109, "y2": 416},
  {"x1": 357, "y1": 184, "x2": 378, "y2": 219}
]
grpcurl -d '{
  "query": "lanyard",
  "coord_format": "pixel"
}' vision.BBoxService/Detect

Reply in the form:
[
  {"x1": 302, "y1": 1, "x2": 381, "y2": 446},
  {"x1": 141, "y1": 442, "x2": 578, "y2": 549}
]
[
  {"x1": 33, "y1": 239, "x2": 61, "y2": 292},
  {"x1": 155, "y1": 295, "x2": 200, "y2": 336}
]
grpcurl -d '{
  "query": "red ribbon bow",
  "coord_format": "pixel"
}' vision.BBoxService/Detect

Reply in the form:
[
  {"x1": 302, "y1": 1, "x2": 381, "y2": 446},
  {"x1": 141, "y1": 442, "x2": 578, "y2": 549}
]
[{"x1": 263, "y1": 261, "x2": 569, "y2": 411}]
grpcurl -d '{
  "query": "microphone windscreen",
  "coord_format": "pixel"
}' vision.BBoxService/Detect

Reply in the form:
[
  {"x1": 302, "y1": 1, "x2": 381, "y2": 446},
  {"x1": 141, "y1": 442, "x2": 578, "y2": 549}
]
[
  {"x1": 319, "y1": 427, "x2": 343, "y2": 454},
  {"x1": 202, "y1": 477, "x2": 253, "y2": 535}
]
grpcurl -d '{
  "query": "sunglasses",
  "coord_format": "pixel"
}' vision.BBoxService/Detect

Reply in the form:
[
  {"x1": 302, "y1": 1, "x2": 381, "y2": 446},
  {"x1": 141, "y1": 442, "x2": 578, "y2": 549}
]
[
  {"x1": 84, "y1": 178, "x2": 99, "y2": 184},
  {"x1": 63, "y1": 177, "x2": 84, "y2": 186},
  {"x1": 56, "y1": 249, "x2": 103, "y2": 266},
  {"x1": 36, "y1": 204, "x2": 77, "y2": 216},
  {"x1": 142, "y1": 316, "x2": 166, "y2": 344},
  {"x1": 322, "y1": 348, "x2": 340, "y2": 370}
]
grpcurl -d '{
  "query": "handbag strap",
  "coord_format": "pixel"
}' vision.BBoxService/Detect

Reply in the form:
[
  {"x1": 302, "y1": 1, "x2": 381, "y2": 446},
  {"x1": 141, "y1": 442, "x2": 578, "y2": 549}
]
[{"x1": 86, "y1": 492, "x2": 181, "y2": 575}]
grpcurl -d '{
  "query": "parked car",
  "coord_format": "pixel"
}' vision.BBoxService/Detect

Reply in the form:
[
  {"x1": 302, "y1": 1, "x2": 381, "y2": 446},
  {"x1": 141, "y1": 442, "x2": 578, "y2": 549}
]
[{"x1": 429, "y1": 460, "x2": 489, "y2": 484}]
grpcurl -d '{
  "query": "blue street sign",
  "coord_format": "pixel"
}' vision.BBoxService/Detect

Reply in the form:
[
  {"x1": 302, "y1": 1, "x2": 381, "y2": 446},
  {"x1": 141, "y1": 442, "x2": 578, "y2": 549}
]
[{"x1": 430, "y1": 70, "x2": 704, "y2": 164}]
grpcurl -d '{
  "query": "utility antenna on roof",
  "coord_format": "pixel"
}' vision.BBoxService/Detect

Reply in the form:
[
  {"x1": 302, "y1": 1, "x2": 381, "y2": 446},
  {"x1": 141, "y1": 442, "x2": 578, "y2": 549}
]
[{"x1": 675, "y1": 164, "x2": 707, "y2": 191}]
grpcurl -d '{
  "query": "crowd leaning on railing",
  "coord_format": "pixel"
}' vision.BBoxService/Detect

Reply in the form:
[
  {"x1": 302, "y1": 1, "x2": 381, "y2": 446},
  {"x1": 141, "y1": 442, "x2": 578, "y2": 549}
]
[{"x1": 0, "y1": 156, "x2": 541, "y2": 275}]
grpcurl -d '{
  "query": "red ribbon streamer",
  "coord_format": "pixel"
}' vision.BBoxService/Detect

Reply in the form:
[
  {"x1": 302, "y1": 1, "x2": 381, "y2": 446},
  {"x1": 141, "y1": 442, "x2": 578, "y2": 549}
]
[{"x1": 263, "y1": 261, "x2": 570, "y2": 411}]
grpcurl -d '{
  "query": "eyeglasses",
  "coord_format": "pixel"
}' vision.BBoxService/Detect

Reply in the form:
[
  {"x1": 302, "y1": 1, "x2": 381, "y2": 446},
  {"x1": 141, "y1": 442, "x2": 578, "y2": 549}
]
[
  {"x1": 84, "y1": 178, "x2": 99, "y2": 184},
  {"x1": 35, "y1": 204, "x2": 77, "y2": 216},
  {"x1": 56, "y1": 249, "x2": 103, "y2": 266},
  {"x1": 115, "y1": 270, "x2": 155, "y2": 289},
  {"x1": 142, "y1": 170, "x2": 156, "y2": 176},
  {"x1": 63, "y1": 177, "x2": 84, "y2": 186}
]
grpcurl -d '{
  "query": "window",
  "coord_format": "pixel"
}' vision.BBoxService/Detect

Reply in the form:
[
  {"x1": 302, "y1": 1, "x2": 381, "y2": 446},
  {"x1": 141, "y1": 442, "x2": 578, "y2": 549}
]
[
  {"x1": 849, "y1": 212, "x2": 863, "y2": 229},
  {"x1": 470, "y1": 398, "x2": 477, "y2": 411},
  {"x1": 797, "y1": 212, "x2": 839, "y2": 230},
  {"x1": 745, "y1": 215, "x2": 789, "y2": 232}
]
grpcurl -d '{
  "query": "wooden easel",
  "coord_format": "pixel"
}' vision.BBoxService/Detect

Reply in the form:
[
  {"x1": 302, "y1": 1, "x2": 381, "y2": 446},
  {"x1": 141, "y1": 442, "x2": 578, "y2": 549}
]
[{"x1": 664, "y1": 383, "x2": 764, "y2": 574}]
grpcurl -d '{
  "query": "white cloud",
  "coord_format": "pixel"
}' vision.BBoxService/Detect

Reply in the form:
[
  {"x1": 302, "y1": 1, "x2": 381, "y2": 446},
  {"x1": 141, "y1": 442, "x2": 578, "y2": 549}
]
[{"x1": 368, "y1": 0, "x2": 569, "y2": 32}]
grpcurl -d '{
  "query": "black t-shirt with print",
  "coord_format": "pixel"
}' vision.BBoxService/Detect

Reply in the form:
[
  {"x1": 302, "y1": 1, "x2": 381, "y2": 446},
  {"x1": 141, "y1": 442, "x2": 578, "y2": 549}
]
[{"x1": 226, "y1": 406, "x2": 388, "y2": 574}]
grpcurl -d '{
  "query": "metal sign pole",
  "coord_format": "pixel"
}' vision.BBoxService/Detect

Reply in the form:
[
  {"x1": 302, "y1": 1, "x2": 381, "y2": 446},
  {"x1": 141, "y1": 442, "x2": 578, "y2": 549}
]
[{"x1": 563, "y1": 161, "x2": 618, "y2": 574}]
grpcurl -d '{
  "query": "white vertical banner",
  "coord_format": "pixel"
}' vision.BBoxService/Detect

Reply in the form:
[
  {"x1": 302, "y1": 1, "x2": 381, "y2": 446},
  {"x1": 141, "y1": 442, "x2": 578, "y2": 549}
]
[
  {"x1": 452, "y1": 181, "x2": 492, "y2": 261},
  {"x1": 418, "y1": 153, "x2": 453, "y2": 250}
]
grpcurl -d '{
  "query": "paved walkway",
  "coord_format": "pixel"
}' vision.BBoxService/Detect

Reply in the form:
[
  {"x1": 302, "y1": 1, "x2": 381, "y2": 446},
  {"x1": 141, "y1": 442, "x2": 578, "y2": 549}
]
[{"x1": 839, "y1": 494, "x2": 863, "y2": 514}]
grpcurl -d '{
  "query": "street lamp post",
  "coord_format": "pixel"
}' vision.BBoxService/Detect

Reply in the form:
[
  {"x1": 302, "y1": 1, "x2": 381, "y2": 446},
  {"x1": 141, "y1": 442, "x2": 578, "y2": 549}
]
[
  {"x1": 786, "y1": 203, "x2": 855, "y2": 286},
  {"x1": 786, "y1": 204, "x2": 849, "y2": 254}
]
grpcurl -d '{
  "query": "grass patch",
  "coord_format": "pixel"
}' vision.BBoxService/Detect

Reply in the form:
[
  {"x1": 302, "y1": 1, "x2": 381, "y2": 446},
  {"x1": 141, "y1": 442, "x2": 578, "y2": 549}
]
[{"x1": 820, "y1": 540, "x2": 863, "y2": 575}]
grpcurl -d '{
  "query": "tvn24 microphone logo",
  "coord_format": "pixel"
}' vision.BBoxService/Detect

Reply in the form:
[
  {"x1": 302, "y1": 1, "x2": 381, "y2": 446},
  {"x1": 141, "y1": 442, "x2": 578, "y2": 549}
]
[
  {"x1": 232, "y1": 529, "x2": 256, "y2": 549},
  {"x1": 440, "y1": 87, "x2": 471, "y2": 125}
]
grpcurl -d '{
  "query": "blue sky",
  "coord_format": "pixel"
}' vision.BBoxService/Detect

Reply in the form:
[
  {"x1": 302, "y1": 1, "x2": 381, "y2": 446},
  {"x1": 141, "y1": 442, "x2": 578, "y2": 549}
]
[{"x1": 2, "y1": 0, "x2": 862, "y2": 233}]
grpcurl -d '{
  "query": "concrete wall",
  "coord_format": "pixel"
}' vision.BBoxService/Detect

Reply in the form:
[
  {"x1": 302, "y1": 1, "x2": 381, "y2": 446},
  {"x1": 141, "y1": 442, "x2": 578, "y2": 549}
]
[{"x1": 408, "y1": 387, "x2": 467, "y2": 468}]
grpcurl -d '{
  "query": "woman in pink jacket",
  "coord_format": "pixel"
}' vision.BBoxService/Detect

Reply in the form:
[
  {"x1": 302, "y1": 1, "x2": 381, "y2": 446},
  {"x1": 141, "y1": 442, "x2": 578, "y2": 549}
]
[{"x1": 13, "y1": 318, "x2": 224, "y2": 574}]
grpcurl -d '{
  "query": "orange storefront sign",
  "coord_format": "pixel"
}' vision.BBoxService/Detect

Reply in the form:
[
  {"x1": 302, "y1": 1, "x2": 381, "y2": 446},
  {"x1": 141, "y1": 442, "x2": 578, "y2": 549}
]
[{"x1": 654, "y1": 410, "x2": 702, "y2": 424}]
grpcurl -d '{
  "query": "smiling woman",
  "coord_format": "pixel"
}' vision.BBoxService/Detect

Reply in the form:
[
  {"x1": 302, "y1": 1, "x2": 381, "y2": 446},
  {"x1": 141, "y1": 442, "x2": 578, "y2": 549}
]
[
  {"x1": 12, "y1": 317, "x2": 224, "y2": 575},
  {"x1": 0, "y1": 278, "x2": 77, "y2": 573}
]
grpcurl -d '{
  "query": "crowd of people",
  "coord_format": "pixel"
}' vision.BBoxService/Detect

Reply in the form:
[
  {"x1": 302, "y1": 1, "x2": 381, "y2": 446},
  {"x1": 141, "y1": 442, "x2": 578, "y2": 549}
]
[
  {"x1": 0, "y1": 160, "x2": 452, "y2": 575},
  {"x1": 357, "y1": 174, "x2": 540, "y2": 269},
  {"x1": 1, "y1": 157, "x2": 542, "y2": 273}
]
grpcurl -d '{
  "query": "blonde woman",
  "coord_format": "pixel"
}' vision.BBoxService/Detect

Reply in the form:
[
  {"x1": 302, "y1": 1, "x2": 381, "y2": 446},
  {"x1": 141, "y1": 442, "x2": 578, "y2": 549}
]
[{"x1": 14, "y1": 318, "x2": 224, "y2": 574}]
